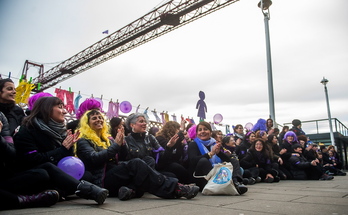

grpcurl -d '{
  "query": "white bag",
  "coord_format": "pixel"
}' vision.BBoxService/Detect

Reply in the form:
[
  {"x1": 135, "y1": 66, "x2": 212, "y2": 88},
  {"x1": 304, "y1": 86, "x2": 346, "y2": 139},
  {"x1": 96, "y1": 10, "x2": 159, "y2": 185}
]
[{"x1": 201, "y1": 162, "x2": 239, "y2": 195}]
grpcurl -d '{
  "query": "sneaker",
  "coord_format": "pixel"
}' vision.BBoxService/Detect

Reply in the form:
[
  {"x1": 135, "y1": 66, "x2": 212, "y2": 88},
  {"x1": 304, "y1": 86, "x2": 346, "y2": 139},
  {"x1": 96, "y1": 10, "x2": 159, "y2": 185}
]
[
  {"x1": 319, "y1": 174, "x2": 334, "y2": 180},
  {"x1": 273, "y1": 176, "x2": 280, "y2": 183},
  {"x1": 264, "y1": 177, "x2": 274, "y2": 183},
  {"x1": 242, "y1": 178, "x2": 249, "y2": 185},
  {"x1": 248, "y1": 177, "x2": 256, "y2": 185},
  {"x1": 337, "y1": 171, "x2": 346, "y2": 176},
  {"x1": 175, "y1": 183, "x2": 199, "y2": 199},
  {"x1": 234, "y1": 182, "x2": 248, "y2": 195},
  {"x1": 118, "y1": 186, "x2": 135, "y2": 201},
  {"x1": 255, "y1": 176, "x2": 262, "y2": 183}
]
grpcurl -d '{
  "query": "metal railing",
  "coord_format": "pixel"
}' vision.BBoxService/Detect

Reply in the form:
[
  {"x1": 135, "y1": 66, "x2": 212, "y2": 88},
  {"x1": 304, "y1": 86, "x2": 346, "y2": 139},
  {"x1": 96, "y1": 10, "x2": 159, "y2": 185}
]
[{"x1": 283, "y1": 118, "x2": 348, "y2": 137}]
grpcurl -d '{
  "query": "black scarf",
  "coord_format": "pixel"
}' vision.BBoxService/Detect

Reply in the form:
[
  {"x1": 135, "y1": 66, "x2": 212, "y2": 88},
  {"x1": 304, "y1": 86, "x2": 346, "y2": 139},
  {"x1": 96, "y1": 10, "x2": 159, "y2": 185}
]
[{"x1": 33, "y1": 117, "x2": 67, "y2": 145}]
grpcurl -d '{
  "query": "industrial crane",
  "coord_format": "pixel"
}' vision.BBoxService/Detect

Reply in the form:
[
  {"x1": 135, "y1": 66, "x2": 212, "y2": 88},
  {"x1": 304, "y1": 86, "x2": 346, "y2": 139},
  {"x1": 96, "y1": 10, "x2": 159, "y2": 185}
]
[{"x1": 24, "y1": 0, "x2": 241, "y2": 92}]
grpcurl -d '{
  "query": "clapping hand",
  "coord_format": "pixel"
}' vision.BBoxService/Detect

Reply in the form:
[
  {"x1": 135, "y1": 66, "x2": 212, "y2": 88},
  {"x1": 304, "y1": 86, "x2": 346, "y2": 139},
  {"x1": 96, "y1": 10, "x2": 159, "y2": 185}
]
[
  {"x1": 62, "y1": 129, "x2": 80, "y2": 150},
  {"x1": 115, "y1": 126, "x2": 125, "y2": 146}
]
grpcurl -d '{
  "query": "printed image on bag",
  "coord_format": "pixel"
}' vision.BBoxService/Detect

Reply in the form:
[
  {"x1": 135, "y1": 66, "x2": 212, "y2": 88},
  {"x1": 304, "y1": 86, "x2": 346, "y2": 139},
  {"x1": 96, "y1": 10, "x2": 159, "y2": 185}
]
[{"x1": 213, "y1": 166, "x2": 231, "y2": 184}]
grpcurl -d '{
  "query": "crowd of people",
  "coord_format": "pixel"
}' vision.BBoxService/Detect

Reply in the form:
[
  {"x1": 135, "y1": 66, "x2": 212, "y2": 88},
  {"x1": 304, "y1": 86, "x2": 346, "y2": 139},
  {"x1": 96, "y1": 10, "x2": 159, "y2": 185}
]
[{"x1": 0, "y1": 78, "x2": 346, "y2": 211}]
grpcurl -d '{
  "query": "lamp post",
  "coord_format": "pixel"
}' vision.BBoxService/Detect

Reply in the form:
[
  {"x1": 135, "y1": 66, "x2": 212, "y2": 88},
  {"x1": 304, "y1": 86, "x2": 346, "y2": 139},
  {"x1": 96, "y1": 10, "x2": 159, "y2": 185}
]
[
  {"x1": 258, "y1": 0, "x2": 276, "y2": 127},
  {"x1": 320, "y1": 77, "x2": 335, "y2": 147}
]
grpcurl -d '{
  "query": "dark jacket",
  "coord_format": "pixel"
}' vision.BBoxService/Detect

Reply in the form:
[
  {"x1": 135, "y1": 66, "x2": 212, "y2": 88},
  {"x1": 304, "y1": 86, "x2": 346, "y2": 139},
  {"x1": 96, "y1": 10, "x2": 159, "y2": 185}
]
[
  {"x1": 124, "y1": 132, "x2": 165, "y2": 165},
  {"x1": 0, "y1": 103, "x2": 25, "y2": 136},
  {"x1": 14, "y1": 125, "x2": 73, "y2": 171},
  {"x1": 290, "y1": 126, "x2": 306, "y2": 136},
  {"x1": 236, "y1": 141, "x2": 251, "y2": 160},
  {"x1": 0, "y1": 112, "x2": 16, "y2": 180},
  {"x1": 239, "y1": 149, "x2": 273, "y2": 173},
  {"x1": 303, "y1": 149, "x2": 318, "y2": 162},
  {"x1": 156, "y1": 135, "x2": 187, "y2": 169},
  {"x1": 187, "y1": 140, "x2": 230, "y2": 175},
  {"x1": 288, "y1": 154, "x2": 311, "y2": 180},
  {"x1": 76, "y1": 138, "x2": 122, "y2": 187}
]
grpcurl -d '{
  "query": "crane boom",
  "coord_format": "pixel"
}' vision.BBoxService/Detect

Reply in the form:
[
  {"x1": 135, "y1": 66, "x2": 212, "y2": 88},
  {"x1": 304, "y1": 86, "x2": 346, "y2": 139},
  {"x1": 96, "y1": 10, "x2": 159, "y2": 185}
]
[{"x1": 30, "y1": 0, "x2": 240, "y2": 91}]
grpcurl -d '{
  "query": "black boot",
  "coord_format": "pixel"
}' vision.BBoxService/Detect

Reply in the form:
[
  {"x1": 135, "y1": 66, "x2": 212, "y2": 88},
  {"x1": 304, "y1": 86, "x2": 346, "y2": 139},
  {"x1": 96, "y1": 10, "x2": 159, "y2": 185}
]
[
  {"x1": 17, "y1": 190, "x2": 59, "y2": 208},
  {"x1": 118, "y1": 186, "x2": 136, "y2": 201},
  {"x1": 234, "y1": 182, "x2": 248, "y2": 195},
  {"x1": 75, "y1": 180, "x2": 109, "y2": 205}
]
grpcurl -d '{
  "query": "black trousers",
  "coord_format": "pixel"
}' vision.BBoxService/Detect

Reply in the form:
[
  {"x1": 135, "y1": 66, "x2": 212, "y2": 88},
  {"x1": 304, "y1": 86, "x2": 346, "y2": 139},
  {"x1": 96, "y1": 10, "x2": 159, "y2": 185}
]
[
  {"x1": 157, "y1": 162, "x2": 191, "y2": 184},
  {"x1": 1, "y1": 162, "x2": 80, "y2": 196},
  {"x1": 0, "y1": 162, "x2": 80, "y2": 210},
  {"x1": 104, "y1": 158, "x2": 178, "y2": 198}
]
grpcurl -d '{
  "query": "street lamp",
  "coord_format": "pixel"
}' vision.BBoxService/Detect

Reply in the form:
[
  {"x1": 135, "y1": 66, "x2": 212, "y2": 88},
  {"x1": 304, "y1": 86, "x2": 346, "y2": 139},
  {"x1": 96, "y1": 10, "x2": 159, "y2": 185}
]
[
  {"x1": 258, "y1": 0, "x2": 276, "y2": 127},
  {"x1": 320, "y1": 77, "x2": 335, "y2": 147}
]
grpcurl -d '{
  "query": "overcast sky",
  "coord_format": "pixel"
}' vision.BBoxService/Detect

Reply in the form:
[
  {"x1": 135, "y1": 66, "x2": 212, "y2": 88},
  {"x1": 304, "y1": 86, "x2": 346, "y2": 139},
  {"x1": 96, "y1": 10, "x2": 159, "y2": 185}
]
[{"x1": 1, "y1": 0, "x2": 347, "y2": 134}]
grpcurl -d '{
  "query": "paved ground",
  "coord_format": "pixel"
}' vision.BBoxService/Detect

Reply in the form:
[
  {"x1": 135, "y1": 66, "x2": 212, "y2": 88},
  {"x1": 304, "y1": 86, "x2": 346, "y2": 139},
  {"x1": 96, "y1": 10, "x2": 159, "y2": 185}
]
[{"x1": 1, "y1": 173, "x2": 348, "y2": 215}]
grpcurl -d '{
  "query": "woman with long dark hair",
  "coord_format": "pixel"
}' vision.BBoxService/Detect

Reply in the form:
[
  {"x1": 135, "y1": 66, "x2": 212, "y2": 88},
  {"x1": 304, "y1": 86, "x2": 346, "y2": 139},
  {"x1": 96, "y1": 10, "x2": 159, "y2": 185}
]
[
  {"x1": 14, "y1": 97, "x2": 109, "y2": 205},
  {"x1": 240, "y1": 138, "x2": 280, "y2": 183}
]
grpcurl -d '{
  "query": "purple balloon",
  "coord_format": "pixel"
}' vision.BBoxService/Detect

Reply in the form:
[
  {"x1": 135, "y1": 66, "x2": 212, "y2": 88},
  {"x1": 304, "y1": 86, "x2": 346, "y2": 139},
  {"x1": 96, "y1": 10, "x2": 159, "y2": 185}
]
[
  {"x1": 57, "y1": 156, "x2": 85, "y2": 180},
  {"x1": 213, "y1": 113, "x2": 223, "y2": 124},
  {"x1": 120, "y1": 101, "x2": 132, "y2": 113}
]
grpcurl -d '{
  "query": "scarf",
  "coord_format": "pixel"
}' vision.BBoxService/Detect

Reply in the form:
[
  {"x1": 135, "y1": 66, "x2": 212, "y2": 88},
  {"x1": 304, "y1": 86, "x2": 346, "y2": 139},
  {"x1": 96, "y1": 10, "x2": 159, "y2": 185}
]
[
  {"x1": 252, "y1": 150, "x2": 271, "y2": 165},
  {"x1": 33, "y1": 117, "x2": 67, "y2": 146},
  {"x1": 235, "y1": 133, "x2": 244, "y2": 140},
  {"x1": 194, "y1": 137, "x2": 221, "y2": 166}
]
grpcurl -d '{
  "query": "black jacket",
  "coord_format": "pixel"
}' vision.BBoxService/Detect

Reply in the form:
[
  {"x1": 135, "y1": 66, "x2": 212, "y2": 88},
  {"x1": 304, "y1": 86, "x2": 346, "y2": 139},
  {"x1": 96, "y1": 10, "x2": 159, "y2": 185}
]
[
  {"x1": 156, "y1": 135, "x2": 188, "y2": 169},
  {"x1": 14, "y1": 125, "x2": 73, "y2": 171},
  {"x1": 124, "y1": 132, "x2": 166, "y2": 165},
  {"x1": 239, "y1": 149, "x2": 273, "y2": 173},
  {"x1": 0, "y1": 103, "x2": 25, "y2": 136},
  {"x1": 76, "y1": 138, "x2": 122, "y2": 187},
  {"x1": 288, "y1": 153, "x2": 311, "y2": 180},
  {"x1": 0, "y1": 111, "x2": 16, "y2": 180}
]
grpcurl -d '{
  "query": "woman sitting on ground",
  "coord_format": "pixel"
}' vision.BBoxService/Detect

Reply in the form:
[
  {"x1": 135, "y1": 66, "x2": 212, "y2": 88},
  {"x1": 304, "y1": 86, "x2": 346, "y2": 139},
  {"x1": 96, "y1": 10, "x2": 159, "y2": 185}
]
[
  {"x1": 123, "y1": 113, "x2": 165, "y2": 169},
  {"x1": 14, "y1": 97, "x2": 109, "y2": 205},
  {"x1": 187, "y1": 121, "x2": 247, "y2": 194},
  {"x1": 155, "y1": 121, "x2": 190, "y2": 183},
  {"x1": 240, "y1": 138, "x2": 280, "y2": 183},
  {"x1": 75, "y1": 109, "x2": 199, "y2": 201}
]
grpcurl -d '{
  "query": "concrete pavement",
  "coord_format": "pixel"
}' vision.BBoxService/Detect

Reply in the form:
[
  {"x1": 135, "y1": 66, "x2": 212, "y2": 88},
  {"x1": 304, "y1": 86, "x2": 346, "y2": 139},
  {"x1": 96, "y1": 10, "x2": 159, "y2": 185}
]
[{"x1": 1, "y1": 173, "x2": 347, "y2": 215}]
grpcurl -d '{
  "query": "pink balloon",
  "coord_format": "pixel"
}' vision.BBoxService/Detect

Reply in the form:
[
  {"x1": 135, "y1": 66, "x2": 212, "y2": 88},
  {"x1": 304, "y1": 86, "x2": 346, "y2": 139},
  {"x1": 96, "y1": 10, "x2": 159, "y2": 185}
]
[
  {"x1": 57, "y1": 156, "x2": 85, "y2": 180},
  {"x1": 120, "y1": 101, "x2": 132, "y2": 113},
  {"x1": 245, "y1": 122, "x2": 253, "y2": 131},
  {"x1": 213, "y1": 113, "x2": 223, "y2": 124}
]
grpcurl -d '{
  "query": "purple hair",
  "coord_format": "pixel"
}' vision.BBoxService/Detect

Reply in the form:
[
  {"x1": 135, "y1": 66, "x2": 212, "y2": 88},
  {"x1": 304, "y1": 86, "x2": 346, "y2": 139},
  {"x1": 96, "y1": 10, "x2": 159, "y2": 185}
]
[
  {"x1": 283, "y1": 131, "x2": 298, "y2": 143},
  {"x1": 76, "y1": 98, "x2": 102, "y2": 119},
  {"x1": 188, "y1": 124, "x2": 197, "y2": 139},
  {"x1": 251, "y1": 118, "x2": 267, "y2": 132},
  {"x1": 28, "y1": 92, "x2": 53, "y2": 110}
]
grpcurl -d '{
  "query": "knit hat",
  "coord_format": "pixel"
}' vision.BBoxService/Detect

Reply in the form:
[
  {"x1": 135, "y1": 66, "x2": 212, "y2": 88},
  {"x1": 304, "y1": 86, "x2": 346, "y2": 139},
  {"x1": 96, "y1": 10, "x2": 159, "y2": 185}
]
[
  {"x1": 291, "y1": 143, "x2": 302, "y2": 151},
  {"x1": 292, "y1": 119, "x2": 301, "y2": 126}
]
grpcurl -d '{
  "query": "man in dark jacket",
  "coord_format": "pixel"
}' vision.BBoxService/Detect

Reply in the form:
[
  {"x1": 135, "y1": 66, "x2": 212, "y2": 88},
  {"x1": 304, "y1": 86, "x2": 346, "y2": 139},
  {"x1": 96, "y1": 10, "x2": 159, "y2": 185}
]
[
  {"x1": 290, "y1": 119, "x2": 306, "y2": 137},
  {"x1": 289, "y1": 144, "x2": 333, "y2": 180}
]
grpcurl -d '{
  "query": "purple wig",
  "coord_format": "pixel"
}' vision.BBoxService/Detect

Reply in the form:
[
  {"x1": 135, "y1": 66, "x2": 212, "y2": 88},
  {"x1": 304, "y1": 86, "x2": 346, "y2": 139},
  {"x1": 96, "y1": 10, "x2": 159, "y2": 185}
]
[
  {"x1": 28, "y1": 92, "x2": 53, "y2": 110},
  {"x1": 251, "y1": 118, "x2": 267, "y2": 132},
  {"x1": 283, "y1": 131, "x2": 298, "y2": 143},
  {"x1": 187, "y1": 124, "x2": 197, "y2": 139},
  {"x1": 76, "y1": 98, "x2": 102, "y2": 119}
]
